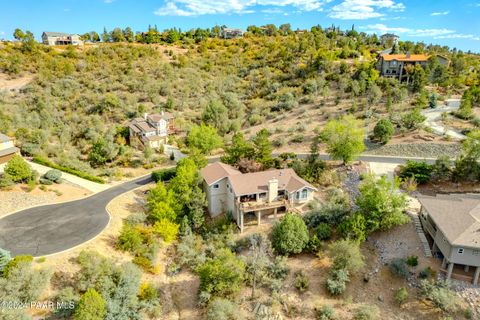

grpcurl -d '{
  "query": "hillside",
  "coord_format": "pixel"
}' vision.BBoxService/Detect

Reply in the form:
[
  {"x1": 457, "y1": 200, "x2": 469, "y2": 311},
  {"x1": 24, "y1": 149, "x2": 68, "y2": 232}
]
[{"x1": 1, "y1": 31, "x2": 480, "y2": 176}]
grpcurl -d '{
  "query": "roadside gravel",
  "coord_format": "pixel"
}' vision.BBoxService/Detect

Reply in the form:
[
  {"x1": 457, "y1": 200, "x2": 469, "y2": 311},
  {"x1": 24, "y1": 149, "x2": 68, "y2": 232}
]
[{"x1": 364, "y1": 143, "x2": 461, "y2": 158}]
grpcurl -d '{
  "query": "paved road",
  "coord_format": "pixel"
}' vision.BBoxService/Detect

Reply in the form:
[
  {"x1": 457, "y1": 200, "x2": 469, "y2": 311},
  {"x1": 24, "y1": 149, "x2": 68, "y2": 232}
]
[{"x1": 0, "y1": 175, "x2": 151, "y2": 257}]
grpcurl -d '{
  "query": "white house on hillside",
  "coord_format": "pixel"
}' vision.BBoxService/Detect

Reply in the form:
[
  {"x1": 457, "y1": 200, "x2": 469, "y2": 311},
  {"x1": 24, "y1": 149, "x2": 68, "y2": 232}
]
[{"x1": 128, "y1": 112, "x2": 174, "y2": 149}]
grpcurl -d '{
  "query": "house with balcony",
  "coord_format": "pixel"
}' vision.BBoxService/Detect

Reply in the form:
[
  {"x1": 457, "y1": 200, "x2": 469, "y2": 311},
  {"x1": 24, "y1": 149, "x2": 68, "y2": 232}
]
[
  {"x1": 201, "y1": 162, "x2": 317, "y2": 232},
  {"x1": 417, "y1": 194, "x2": 480, "y2": 285},
  {"x1": 42, "y1": 32, "x2": 83, "y2": 46},
  {"x1": 377, "y1": 53, "x2": 449, "y2": 81},
  {"x1": 128, "y1": 112, "x2": 174, "y2": 149},
  {"x1": 0, "y1": 134, "x2": 19, "y2": 165}
]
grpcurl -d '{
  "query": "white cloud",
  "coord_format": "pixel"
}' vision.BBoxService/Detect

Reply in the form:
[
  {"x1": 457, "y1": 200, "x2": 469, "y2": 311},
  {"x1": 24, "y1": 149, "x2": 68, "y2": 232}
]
[
  {"x1": 154, "y1": 0, "x2": 332, "y2": 16},
  {"x1": 431, "y1": 11, "x2": 449, "y2": 16},
  {"x1": 361, "y1": 23, "x2": 455, "y2": 37},
  {"x1": 435, "y1": 34, "x2": 480, "y2": 41},
  {"x1": 328, "y1": 0, "x2": 405, "y2": 20}
]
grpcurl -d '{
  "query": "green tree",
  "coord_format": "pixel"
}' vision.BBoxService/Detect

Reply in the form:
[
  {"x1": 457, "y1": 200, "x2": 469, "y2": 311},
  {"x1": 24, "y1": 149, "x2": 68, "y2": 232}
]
[
  {"x1": 253, "y1": 129, "x2": 273, "y2": 168},
  {"x1": 401, "y1": 108, "x2": 426, "y2": 130},
  {"x1": 373, "y1": 119, "x2": 394, "y2": 144},
  {"x1": 74, "y1": 288, "x2": 106, "y2": 320},
  {"x1": 202, "y1": 100, "x2": 230, "y2": 134},
  {"x1": 271, "y1": 213, "x2": 309, "y2": 255},
  {"x1": 13, "y1": 28, "x2": 25, "y2": 40},
  {"x1": 356, "y1": 175, "x2": 408, "y2": 234},
  {"x1": 123, "y1": 27, "x2": 134, "y2": 42},
  {"x1": 410, "y1": 64, "x2": 426, "y2": 93},
  {"x1": 221, "y1": 132, "x2": 255, "y2": 165},
  {"x1": 147, "y1": 182, "x2": 178, "y2": 222},
  {"x1": 88, "y1": 138, "x2": 119, "y2": 167},
  {"x1": 321, "y1": 115, "x2": 365, "y2": 164},
  {"x1": 110, "y1": 27, "x2": 125, "y2": 42},
  {"x1": 428, "y1": 93, "x2": 438, "y2": 108},
  {"x1": 101, "y1": 27, "x2": 110, "y2": 42},
  {"x1": 197, "y1": 249, "x2": 245, "y2": 297},
  {"x1": 187, "y1": 124, "x2": 223, "y2": 155},
  {"x1": 4, "y1": 155, "x2": 32, "y2": 183}
]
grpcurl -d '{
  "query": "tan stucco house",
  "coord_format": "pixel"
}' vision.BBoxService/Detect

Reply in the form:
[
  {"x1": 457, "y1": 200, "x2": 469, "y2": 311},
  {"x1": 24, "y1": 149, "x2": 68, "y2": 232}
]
[
  {"x1": 128, "y1": 112, "x2": 174, "y2": 149},
  {"x1": 0, "y1": 134, "x2": 19, "y2": 164},
  {"x1": 201, "y1": 162, "x2": 317, "y2": 232},
  {"x1": 42, "y1": 32, "x2": 83, "y2": 46},
  {"x1": 418, "y1": 194, "x2": 480, "y2": 285}
]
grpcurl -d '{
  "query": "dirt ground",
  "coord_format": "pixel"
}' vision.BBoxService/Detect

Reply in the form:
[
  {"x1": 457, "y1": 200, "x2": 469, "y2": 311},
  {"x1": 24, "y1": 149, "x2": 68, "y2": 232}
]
[
  {"x1": 0, "y1": 182, "x2": 91, "y2": 218},
  {"x1": 0, "y1": 72, "x2": 34, "y2": 91}
]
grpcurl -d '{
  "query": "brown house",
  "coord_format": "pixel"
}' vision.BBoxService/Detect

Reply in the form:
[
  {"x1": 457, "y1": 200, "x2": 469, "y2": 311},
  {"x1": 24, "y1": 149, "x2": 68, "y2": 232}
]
[
  {"x1": 0, "y1": 134, "x2": 19, "y2": 164},
  {"x1": 377, "y1": 53, "x2": 450, "y2": 81}
]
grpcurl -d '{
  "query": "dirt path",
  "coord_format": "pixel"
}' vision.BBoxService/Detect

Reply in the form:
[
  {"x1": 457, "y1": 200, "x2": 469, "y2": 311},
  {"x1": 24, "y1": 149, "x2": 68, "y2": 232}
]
[{"x1": 0, "y1": 73, "x2": 33, "y2": 91}]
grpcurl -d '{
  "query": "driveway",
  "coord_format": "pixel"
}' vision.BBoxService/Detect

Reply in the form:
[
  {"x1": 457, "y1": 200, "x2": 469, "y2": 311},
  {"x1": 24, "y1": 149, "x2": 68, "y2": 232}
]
[
  {"x1": 0, "y1": 175, "x2": 151, "y2": 257},
  {"x1": 422, "y1": 99, "x2": 465, "y2": 140}
]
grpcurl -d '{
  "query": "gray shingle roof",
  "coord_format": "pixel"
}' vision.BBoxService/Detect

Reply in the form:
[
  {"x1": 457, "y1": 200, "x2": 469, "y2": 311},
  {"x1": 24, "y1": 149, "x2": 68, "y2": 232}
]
[{"x1": 43, "y1": 32, "x2": 72, "y2": 37}]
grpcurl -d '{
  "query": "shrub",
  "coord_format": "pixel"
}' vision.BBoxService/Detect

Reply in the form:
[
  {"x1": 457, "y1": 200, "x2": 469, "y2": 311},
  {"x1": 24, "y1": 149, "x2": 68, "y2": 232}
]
[
  {"x1": 464, "y1": 307, "x2": 473, "y2": 319},
  {"x1": 401, "y1": 108, "x2": 426, "y2": 130},
  {"x1": 151, "y1": 167, "x2": 176, "y2": 182},
  {"x1": 5, "y1": 155, "x2": 32, "y2": 182},
  {"x1": 207, "y1": 298, "x2": 245, "y2": 320},
  {"x1": 405, "y1": 255, "x2": 418, "y2": 267},
  {"x1": 328, "y1": 240, "x2": 364, "y2": 273},
  {"x1": 0, "y1": 248, "x2": 12, "y2": 273},
  {"x1": 32, "y1": 156, "x2": 104, "y2": 183},
  {"x1": 398, "y1": 160, "x2": 432, "y2": 184},
  {"x1": 197, "y1": 249, "x2": 245, "y2": 297},
  {"x1": 125, "y1": 212, "x2": 147, "y2": 225},
  {"x1": 0, "y1": 174, "x2": 14, "y2": 189},
  {"x1": 389, "y1": 258, "x2": 409, "y2": 278},
  {"x1": 39, "y1": 177, "x2": 53, "y2": 185},
  {"x1": 315, "y1": 223, "x2": 332, "y2": 240},
  {"x1": 418, "y1": 266, "x2": 434, "y2": 279},
  {"x1": 373, "y1": 119, "x2": 395, "y2": 144},
  {"x1": 117, "y1": 224, "x2": 143, "y2": 252},
  {"x1": 294, "y1": 271, "x2": 309, "y2": 293},
  {"x1": 326, "y1": 268, "x2": 349, "y2": 295},
  {"x1": 271, "y1": 213, "x2": 309, "y2": 255},
  {"x1": 153, "y1": 219, "x2": 179, "y2": 243},
  {"x1": 2, "y1": 255, "x2": 33, "y2": 277},
  {"x1": 316, "y1": 305, "x2": 336, "y2": 320},
  {"x1": 353, "y1": 304, "x2": 380, "y2": 320},
  {"x1": 306, "y1": 234, "x2": 321, "y2": 253},
  {"x1": 419, "y1": 280, "x2": 460, "y2": 313},
  {"x1": 43, "y1": 169, "x2": 62, "y2": 183},
  {"x1": 394, "y1": 287, "x2": 409, "y2": 305},
  {"x1": 132, "y1": 255, "x2": 153, "y2": 271},
  {"x1": 74, "y1": 288, "x2": 106, "y2": 320},
  {"x1": 138, "y1": 282, "x2": 158, "y2": 301}
]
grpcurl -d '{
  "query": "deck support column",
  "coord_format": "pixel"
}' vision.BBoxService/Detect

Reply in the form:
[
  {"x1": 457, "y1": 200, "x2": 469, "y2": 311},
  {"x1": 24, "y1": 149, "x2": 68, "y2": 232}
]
[
  {"x1": 447, "y1": 262, "x2": 454, "y2": 280},
  {"x1": 441, "y1": 258, "x2": 447, "y2": 269},
  {"x1": 274, "y1": 208, "x2": 277, "y2": 220},
  {"x1": 464, "y1": 265, "x2": 470, "y2": 273},
  {"x1": 473, "y1": 266, "x2": 480, "y2": 286},
  {"x1": 257, "y1": 211, "x2": 261, "y2": 226},
  {"x1": 240, "y1": 211, "x2": 244, "y2": 233}
]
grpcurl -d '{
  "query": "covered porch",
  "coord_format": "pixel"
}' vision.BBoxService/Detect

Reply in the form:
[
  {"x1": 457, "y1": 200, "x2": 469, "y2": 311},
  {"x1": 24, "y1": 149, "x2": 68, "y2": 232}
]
[{"x1": 236, "y1": 198, "x2": 290, "y2": 233}]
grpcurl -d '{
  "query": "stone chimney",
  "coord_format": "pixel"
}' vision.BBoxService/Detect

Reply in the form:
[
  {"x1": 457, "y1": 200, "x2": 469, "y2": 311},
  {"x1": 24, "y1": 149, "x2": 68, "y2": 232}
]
[
  {"x1": 406, "y1": 52, "x2": 411, "y2": 59},
  {"x1": 268, "y1": 178, "x2": 278, "y2": 203},
  {"x1": 144, "y1": 113, "x2": 148, "y2": 120}
]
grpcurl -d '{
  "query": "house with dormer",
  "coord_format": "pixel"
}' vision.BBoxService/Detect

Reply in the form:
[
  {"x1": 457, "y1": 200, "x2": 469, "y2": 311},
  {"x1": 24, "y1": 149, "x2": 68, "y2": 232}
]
[{"x1": 128, "y1": 112, "x2": 174, "y2": 149}]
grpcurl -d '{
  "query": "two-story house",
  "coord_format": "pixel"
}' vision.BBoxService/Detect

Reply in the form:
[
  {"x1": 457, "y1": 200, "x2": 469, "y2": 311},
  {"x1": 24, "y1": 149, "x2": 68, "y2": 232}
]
[
  {"x1": 0, "y1": 134, "x2": 19, "y2": 164},
  {"x1": 128, "y1": 112, "x2": 174, "y2": 149},
  {"x1": 201, "y1": 162, "x2": 317, "y2": 232},
  {"x1": 418, "y1": 194, "x2": 480, "y2": 285},
  {"x1": 42, "y1": 32, "x2": 83, "y2": 46},
  {"x1": 377, "y1": 53, "x2": 450, "y2": 81}
]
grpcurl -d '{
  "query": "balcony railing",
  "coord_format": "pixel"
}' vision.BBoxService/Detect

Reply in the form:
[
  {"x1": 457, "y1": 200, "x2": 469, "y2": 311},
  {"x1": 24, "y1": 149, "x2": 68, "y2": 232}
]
[{"x1": 239, "y1": 199, "x2": 289, "y2": 212}]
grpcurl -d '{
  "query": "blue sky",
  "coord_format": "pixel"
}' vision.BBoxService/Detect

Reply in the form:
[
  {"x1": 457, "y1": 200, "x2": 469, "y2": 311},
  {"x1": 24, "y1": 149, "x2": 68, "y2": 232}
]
[{"x1": 1, "y1": 0, "x2": 480, "y2": 52}]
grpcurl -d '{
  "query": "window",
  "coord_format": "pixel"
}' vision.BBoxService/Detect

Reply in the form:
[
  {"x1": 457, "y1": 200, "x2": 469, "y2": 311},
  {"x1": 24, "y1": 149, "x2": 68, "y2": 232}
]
[
  {"x1": 458, "y1": 248, "x2": 464, "y2": 254},
  {"x1": 302, "y1": 189, "x2": 308, "y2": 199},
  {"x1": 213, "y1": 184, "x2": 219, "y2": 189},
  {"x1": 296, "y1": 192, "x2": 300, "y2": 200},
  {"x1": 473, "y1": 250, "x2": 480, "y2": 256}
]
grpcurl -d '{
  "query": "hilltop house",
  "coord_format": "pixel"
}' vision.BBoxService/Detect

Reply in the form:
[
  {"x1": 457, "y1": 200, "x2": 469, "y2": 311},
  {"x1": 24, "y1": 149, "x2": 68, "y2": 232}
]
[
  {"x1": 128, "y1": 112, "x2": 174, "y2": 149},
  {"x1": 0, "y1": 134, "x2": 19, "y2": 164},
  {"x1": 380, "y1": 33, "x2": 399, "y2": 45},
  {"x1": 221, "y1": 28, "x2": 244, "y2": 39},
  {"x1": 42, "y1": 32, "x2": 83, "y2": 46},
  {"x1": 201, "y1": 162, "x2": 317, "y2": 232},
  {"x1": 418, "y1": 194, "x2": 480, "y2": 285},
  {"x1": 376, "y1": 53, "x2": 449, "y2": 81}
]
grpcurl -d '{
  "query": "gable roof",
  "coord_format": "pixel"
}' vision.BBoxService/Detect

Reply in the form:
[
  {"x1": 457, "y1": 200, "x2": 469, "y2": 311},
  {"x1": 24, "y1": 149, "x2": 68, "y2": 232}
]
[
  {"x1": 43, "y1": 32, "x2": 73, "y2": 37},
  {"x1": 418, "y1": 194, "x2": 480, "y2": 249},
  {"x1": 381, "y1": 54, "x2": 429, "y2": 62},
  {"x1": 0, "y1": 133, "x2": 13, "y2": 143},
  {"x1": 201, "y1": 162, "x2": 317, "y2": 196},
  {"x1": 200, "y1": 162, "x2": 241, "y2": 185},
  {"x1": 148, "y1": 112, "x2": 174, "y2": 122}
]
